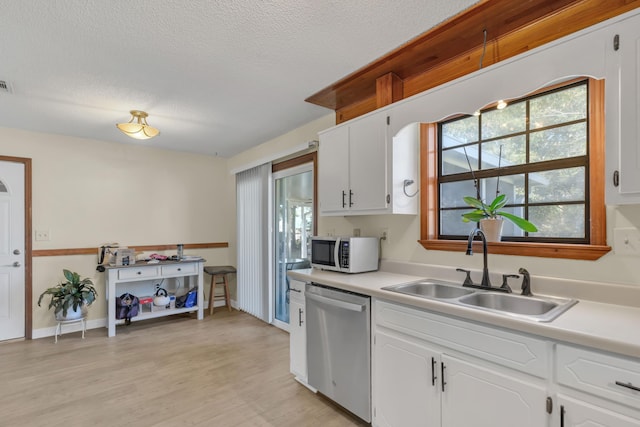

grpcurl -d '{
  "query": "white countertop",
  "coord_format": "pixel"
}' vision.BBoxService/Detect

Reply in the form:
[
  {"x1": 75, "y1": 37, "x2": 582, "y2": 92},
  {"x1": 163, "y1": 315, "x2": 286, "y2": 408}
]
[{"x1": 288, "y1": 268, "x2": 640, "y2": 360}]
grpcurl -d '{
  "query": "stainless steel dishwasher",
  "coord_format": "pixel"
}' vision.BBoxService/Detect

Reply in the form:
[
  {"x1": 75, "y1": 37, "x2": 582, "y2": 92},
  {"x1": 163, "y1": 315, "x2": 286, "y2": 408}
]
[{"x1": 305, "y1": 282, "x2": 371, "y2": 423}]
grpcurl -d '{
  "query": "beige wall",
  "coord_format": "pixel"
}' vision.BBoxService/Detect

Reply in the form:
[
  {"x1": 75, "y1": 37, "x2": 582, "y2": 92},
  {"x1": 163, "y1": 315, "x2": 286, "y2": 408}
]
[{"x1": 1, "y1": 127, "x2": 235, "y2": 330}]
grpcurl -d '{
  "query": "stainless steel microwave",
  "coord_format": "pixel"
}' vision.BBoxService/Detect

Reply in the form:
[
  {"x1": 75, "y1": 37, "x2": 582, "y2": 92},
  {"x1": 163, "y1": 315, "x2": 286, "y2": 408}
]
[{"x1": 310, "y1": 236, "x2": 379, "y2": 273}]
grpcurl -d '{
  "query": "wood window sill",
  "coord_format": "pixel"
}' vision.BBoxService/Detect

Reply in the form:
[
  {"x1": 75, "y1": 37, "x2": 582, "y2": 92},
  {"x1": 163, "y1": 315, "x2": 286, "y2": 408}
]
[{"x1": 419, "y1": 240, "x2": 611, "y2": 261}]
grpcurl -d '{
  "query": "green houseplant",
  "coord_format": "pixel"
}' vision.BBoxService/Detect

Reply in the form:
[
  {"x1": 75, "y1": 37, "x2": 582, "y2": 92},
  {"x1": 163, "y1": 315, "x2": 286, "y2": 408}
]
[
  {"x1": 461, "y1": 193, "x2": 538, "y2": 233},
  {"x1": 38, "y1": 269, "x2": 98, "y2": 320}
]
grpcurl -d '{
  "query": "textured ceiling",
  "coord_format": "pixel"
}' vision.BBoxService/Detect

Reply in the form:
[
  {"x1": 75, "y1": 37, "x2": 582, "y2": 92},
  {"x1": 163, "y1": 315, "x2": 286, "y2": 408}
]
[{"x1": 0, "y1": 0, "x2": 478, "y2": 157}]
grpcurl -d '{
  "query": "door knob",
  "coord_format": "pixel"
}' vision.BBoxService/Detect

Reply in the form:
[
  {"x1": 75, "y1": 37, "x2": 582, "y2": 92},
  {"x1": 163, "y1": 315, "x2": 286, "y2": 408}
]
[
  {"x1": 13, "y1": 261, "x2": 21, "y2": 267},
  {"x1": 13, "y1": 249, "x2": 21, "y2": 255}
]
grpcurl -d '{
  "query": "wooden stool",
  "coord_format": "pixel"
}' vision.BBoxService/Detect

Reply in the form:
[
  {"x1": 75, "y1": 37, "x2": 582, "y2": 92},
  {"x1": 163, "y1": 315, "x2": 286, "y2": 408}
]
[{"x1": 204, "y1": 265, "x2": 236, "y2": 315}]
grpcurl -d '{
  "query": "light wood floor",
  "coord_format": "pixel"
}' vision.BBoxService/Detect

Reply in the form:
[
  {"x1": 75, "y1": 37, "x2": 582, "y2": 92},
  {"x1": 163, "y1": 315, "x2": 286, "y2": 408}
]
[{"x1": 0, "y1": 310, "x2": 368, "y2": 427}]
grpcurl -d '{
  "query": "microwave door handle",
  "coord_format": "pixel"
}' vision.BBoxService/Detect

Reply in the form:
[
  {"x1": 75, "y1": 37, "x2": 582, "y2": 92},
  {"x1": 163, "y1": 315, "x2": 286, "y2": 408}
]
[
  {"x1": 306, "y1": 292, "x2": 365, "y2": 312},
  {"x1": 334, "y1": 238, "x2": 341, "y2": 268}
]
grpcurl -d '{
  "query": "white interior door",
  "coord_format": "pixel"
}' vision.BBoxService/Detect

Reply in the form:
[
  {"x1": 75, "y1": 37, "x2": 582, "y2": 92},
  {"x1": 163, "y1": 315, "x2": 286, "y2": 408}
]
[{"x1": 0, "y1": 161, "x2": 25, "y2": 341}]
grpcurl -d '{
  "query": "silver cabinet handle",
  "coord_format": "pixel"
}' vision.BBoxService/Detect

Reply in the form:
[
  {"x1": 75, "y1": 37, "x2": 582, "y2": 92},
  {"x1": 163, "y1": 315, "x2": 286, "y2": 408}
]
[{"x1": 290, "y1": 288, "x2": 301, "y2": 293}]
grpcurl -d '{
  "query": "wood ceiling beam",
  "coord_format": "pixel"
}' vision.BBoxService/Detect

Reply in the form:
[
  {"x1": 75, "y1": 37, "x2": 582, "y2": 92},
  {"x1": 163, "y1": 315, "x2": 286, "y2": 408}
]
[{"x1": 307, "y1": 0, "x2": 640, "y2": 124}]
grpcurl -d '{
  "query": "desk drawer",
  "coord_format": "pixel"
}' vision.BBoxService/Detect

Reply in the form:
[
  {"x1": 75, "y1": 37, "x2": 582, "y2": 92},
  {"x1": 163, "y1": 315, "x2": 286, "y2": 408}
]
[
  {"x1": 557, "y1": 344, "x2": 640, "y2": 408},
  {"x1": 161, "y1": 263, "x2": 197, "y2": 276},
  {"x1": 118, "y1": 266, "x2": 160, "y2": 280}
]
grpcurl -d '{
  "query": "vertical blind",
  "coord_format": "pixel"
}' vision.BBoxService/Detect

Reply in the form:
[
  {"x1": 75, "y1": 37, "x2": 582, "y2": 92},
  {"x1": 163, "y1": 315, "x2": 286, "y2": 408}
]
[{"x1": 236, "y1": 163, "x2": 271, "y2": 322}]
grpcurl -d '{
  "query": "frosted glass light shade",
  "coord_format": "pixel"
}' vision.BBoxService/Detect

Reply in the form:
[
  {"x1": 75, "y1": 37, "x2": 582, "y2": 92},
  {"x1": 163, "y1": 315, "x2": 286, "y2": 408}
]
[{"x1": 116, "y1": 110, "x2": 160, "y2": 140}]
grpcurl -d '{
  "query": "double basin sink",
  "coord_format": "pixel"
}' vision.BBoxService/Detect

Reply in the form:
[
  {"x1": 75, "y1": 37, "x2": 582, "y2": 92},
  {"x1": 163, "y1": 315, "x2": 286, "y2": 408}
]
[{"x1": 382, "y1": 280, "x2": 577, "y2": 322}]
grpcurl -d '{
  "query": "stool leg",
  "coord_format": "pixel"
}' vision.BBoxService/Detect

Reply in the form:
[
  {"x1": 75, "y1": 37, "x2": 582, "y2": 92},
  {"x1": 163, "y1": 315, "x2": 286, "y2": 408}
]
[
  {"x1": 223, "y1": 274, "x2": 231, "y2": 312},
  {"x1": 81, "y1": 318, "x2": 86, "y2": 339},
  {"x1": 209, "y1": 273, "x2": 216, "y2": 315},
  {"x1": 55, "y1": 322, "x2": 61, "y2": 343}
]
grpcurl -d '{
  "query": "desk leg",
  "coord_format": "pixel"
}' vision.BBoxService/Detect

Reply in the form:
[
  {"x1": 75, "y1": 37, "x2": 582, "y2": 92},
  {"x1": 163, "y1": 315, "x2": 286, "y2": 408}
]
[
  {"x1": 197, "y1": 262, "x2": 204, "y2": 320},
  {"x1": 107, "y1": 269, "x2": 116, "y2": 337}
]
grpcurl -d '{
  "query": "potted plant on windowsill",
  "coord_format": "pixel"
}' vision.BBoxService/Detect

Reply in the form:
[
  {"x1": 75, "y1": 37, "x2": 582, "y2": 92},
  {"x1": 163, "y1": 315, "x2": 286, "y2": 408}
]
[
  {"x1": 462, "y1": 193, "x2": 538, "y2": 241},
  {"x1": 37, "y1": 269, "x2": 98, "y2": 321}
]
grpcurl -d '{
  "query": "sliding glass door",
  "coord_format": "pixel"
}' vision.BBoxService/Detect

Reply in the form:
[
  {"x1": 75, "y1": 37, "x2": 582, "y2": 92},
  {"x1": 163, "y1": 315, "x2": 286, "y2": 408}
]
[{"x1": 272, "y1": 162, "x2": 313, "y2": 329}]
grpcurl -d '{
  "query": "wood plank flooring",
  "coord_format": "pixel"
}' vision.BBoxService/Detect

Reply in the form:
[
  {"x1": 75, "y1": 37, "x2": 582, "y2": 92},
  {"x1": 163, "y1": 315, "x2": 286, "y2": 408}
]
[{"x1": 0, "y1": 310, "x2": 368, "y2": 426}]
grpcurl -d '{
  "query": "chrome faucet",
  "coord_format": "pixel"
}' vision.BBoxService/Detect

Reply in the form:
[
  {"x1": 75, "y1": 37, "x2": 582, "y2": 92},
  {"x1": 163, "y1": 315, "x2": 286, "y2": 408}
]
[{"x1": 466, "y1": 228, "x2": 492, "y2": 288}]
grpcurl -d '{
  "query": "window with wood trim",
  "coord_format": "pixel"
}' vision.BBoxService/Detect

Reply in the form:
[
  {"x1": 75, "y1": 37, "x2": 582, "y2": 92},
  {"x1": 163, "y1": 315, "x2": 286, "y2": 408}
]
[{"x1": 419, "y1": 78, "x2": 610, "y2": 260}]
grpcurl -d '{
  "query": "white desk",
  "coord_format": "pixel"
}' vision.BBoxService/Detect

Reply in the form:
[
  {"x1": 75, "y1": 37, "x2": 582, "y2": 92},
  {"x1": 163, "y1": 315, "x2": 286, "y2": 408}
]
[{"x1": 105, "y1": 260, "x2": 204, "y2": 337}]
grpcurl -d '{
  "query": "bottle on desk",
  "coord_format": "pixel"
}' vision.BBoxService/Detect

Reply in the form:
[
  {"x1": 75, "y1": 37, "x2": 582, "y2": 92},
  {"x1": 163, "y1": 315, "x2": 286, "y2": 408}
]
[{"x1": 177, "y1": 244, "x2": 184, "y2": 260}]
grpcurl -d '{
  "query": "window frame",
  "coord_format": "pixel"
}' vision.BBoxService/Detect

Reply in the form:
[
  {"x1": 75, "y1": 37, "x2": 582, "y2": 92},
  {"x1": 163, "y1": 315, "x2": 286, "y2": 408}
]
[{"x1": 419, "y1": 78, "x2": 610, "y2": 260}]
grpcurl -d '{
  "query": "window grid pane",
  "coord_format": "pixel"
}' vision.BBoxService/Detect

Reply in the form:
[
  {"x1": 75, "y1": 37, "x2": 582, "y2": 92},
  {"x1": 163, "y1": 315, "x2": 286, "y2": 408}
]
[{"x1": 437, "y1": 81, "x2": 589, "y2": 242}]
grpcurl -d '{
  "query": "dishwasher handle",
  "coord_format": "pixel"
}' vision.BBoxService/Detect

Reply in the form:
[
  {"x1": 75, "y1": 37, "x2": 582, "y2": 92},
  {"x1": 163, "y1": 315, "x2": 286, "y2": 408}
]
[{"x1": 306, "y1": 291, "x2": 366, "y2": 312}]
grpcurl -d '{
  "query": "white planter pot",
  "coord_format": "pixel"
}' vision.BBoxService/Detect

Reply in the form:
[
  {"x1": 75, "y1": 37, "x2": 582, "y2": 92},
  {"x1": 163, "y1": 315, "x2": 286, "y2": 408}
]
[
  {"x1": 480, "y1": 218, "x2": 504, "y2": 242},
  {"x1": 55, "y1": 305, "x2": 86, "y2": 321}
]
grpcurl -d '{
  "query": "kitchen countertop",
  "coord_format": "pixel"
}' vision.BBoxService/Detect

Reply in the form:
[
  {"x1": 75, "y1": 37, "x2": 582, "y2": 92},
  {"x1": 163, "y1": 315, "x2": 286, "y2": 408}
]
[{"x1": 288, "y1": 268, "x2": 640, "y2": 360}]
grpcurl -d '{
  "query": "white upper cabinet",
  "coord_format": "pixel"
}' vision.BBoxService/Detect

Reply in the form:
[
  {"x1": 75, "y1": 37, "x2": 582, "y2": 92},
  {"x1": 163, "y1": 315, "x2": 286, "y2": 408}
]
[
  {"x1": 317, "y1": 124, "x2": 350, "y2": 213},
  {"x1": 318, "y1": 111, "x2": 418, "y2": 216},
  {"x1": 606, "y1": 12, "x2": 640, "y2": 204}
]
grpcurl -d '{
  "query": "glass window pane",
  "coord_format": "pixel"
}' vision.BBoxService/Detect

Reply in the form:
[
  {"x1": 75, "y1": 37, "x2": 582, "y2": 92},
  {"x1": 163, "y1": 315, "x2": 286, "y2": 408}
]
[
  {"x1": 481, "y1": 135, "x2": 526, "y2": 170},
  {"x1": 442, "y1": 115, "x2": 478, "y2": 148},
  {"x1": 481, "y1": 101, "x2": 526, "y2": 140},
  {"x1": 528, "y1": 204, "x2": 585, "y2": 238},
  {"x1": 530, "y1": 123, "x2": 587, "y2": 162},
  {"x1": 498, "y1": 206, "x2": 528, "y2": 238},
  {"x1": 441, "y1": 180, "x2": 477, "y2": 208},
  {"x1": 440, "y1": 209, "x2": 477, "y2": 236},
  {"x1": 529, "y1": 167, "x2": 585, "y2": 203},
  {"x1": 442, "y1": 145, "x2": 479, "y2": 175},
  {"x1": 530, "y1": 84, "x2": 587, "y2": 129},
  {"x1": 483, "y1": 174, "x2": 525, "y2": 205}
]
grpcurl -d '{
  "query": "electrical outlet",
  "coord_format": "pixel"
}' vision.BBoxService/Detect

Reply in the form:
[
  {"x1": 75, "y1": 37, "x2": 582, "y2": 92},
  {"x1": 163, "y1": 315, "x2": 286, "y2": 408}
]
[
  {"x1": 614, "y1": 227, "x2": 640, "y2": 255},
  {"x1": 353, "y1": 228, "x2": 361, "y2": 237},
  {"x1": 381, "y1": 228, "x2": 389, "y2": 242},
  {"x1": 35, "y1": 230, "x2": 50, "y2": 241},
  {"x1": 326, "y1": 229, "x2": 335, "y2": 237}
]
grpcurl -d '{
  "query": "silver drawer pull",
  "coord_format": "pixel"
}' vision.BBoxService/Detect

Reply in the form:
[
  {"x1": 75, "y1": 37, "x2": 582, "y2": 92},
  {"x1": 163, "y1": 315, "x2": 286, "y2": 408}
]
[
  {"x1": 615, "y1": 381, "x2": 640, "y2": 392},
  {"x1": 290, "y1": 288, "x2": 301, "y2": 293}
]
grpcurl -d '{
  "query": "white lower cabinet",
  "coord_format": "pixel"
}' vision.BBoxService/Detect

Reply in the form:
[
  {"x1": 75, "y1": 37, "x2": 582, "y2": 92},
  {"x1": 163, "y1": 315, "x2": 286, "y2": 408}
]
[
  {"x1": 555, "y1": 344, "x2": 640, "y2": 426},
  {"x1": 373, "y1": 328, "x2": 547, "y2": 427},
  {"x1": 557, "y1": 395, "x2": 640, "y2": 427},
  {"x1": 372, "y1": 300, "x2": 549, "y2": 427},
  {"x1": 374, "y1": 330, "x2": 440, "y2": 427},
  {"x1": 289, "y1": 279, "x2": 309, "y2": 385},
  {"x1": 440, "y1": 354, "x2": 547, "y2": 427},
  {"x1": 372, "y1": 299, "x2": 640, "y2": 427}
]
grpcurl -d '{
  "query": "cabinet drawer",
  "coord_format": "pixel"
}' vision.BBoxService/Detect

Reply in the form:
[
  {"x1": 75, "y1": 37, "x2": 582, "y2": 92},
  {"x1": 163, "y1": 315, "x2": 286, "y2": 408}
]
[
  {"x1": 375, "y1": 299, "x2": 549, "y2": 378},
  {"x1": 161, "y1": 263, "x2": 197, "y2": 276},
  {"x1": 557, "y1": 344, "x2": 640, "y2": 408},
  {"x1": 118, "y1": 266, "x2": 160, "y2": 280}
]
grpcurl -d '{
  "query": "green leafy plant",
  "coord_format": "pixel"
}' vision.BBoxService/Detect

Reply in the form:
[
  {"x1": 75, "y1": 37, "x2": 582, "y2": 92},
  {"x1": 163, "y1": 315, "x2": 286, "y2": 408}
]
[
  {"x1": 462, "y1": 194, "x2": 538, "y2": 233},
  {"x1": 37, "y1": 269, "x2": 98, "y2": 317}
]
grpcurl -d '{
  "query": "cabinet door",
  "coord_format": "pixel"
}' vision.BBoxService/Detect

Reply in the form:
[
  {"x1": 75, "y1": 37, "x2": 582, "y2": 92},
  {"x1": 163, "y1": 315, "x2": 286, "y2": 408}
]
[
  {"x1": 349, "y1": 112, "x2": 388, "y2": 212},
  {"x1": 606, "y1": 14, "x2": 640, "y2": 204},
  {"x1": 441, "y1": 354, "x2": 548, "y2": 427},
  {"x1": 558, "y1": 395, "x2": 640, "y2": 427},
  {"x1": 289, "y1": 298, "x2": 307, "y2": 381},
  {"x1": 318, "y1": 125, "x2": 350, "y2": 214},
  {"x1": 373, "y1": 330, "x2": 440, "y2": 427}
]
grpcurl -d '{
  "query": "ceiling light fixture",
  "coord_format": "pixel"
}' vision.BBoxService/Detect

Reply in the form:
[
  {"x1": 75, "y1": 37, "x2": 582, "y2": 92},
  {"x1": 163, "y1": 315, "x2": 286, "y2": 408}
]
[{"x1": 116, "y1": 110, "x2": 160, "y2": 140}]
